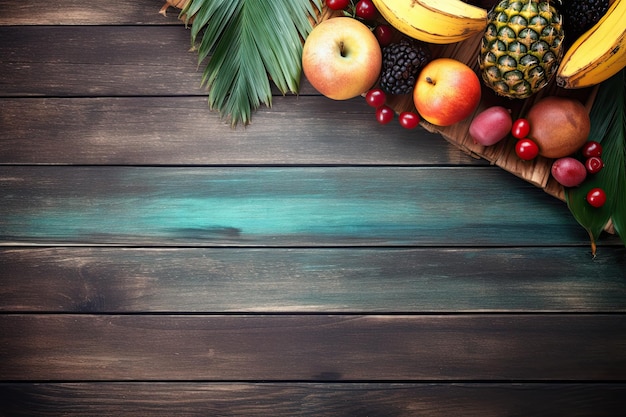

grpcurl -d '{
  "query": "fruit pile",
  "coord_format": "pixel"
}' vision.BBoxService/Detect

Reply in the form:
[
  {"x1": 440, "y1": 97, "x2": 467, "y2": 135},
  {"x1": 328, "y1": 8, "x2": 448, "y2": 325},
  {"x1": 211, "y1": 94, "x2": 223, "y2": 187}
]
[
  {"x1": 302, "y1": 0, "x2": 625, "y2": 253},
  {"x1": 470, "y1": 94, "x2": 607, "y2": 204},
  {"x1": 164, "y1": 0, "x2": 624, "y2": 254}
]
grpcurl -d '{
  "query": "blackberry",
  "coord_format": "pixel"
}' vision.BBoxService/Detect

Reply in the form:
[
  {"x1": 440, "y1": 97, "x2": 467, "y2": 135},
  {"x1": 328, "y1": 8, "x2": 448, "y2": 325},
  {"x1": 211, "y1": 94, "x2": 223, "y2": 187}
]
[
  {"x1": 561, "y1": 0, "x2": 609, "y2": 44},
  {"x1": 379, "y1": 39, "x2": 431, "y2": 95}
]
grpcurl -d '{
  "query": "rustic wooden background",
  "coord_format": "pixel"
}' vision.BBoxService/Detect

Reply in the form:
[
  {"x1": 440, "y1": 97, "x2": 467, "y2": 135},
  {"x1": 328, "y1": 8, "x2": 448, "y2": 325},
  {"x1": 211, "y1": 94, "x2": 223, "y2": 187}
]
[{"x1": 1, "y1": 1, "x2": 625, "y2": 415}]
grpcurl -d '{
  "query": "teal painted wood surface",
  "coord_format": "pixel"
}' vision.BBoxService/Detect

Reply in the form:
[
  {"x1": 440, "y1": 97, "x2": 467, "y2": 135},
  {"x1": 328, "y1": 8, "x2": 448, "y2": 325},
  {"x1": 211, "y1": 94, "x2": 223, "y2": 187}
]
[
  {"x1": 2, "y1": 247, "x2": 625, "y2": 313},
  {"x1": 1, "y1": 166, "x2": 589, "y2": 246}
]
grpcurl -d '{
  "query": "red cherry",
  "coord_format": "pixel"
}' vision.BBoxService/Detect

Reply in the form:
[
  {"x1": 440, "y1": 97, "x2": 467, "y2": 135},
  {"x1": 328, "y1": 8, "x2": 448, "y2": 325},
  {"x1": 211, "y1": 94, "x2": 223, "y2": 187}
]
[
  {"x1": 374, "y1": 24, "x2": 394, "y2": 47},
  {"x1": 586, "y1": 188, "x2": 607, "y2": 208},
  {"x1": 325, "y1": 0, "x2": 350, "y2": 10},
  {"x1": 585, "y1": 156, "x2": 604, "y2": 174},
  {"x1": 376, "y1": 105, "x2": 394, "y2": 125},
  {"x1": 355, "y1": 0, "x2": 377, "y2": 20},
  {"x1": 365, "y1": 88, "x2": 387, "y2": 108},
  {"x1": 399, "y1": 112, "x2": 420, "y2": 129},
  {"x1": 511, "y1": 118, "x2": 530, "y2": 139},
  {"x1": 515, "y1": 138, "x2": 539, "y2": 160},
  {"x1": 581, "y1": 141, "x2": 603, "y2": 158}
]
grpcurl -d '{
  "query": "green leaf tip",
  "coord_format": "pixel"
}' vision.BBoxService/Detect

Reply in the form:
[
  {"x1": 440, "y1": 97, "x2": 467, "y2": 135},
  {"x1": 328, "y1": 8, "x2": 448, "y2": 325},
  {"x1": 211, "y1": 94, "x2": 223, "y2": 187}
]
[
  {"x1": 566, "y1": 68, "x2": 626, "y2": 256},
  {"x1": 182, "y1": 0, "x2": 323, "y2": 127}
]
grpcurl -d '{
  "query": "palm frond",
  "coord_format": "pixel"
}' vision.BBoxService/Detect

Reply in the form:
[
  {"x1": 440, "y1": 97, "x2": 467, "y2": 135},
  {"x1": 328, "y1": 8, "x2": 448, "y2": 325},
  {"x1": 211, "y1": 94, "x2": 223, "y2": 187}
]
[{"x1": 182, "y1": 0, "x2": 323, "y2": 126}]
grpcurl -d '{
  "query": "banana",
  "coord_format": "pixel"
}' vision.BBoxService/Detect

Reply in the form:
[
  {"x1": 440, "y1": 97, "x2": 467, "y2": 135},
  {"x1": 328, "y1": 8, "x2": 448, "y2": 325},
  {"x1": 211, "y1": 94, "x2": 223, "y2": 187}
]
[
  {"x1": 556, "y1": 0, "x2": 626, "y2": 89},
  {"x1": 372, "y1": 0, "x2": 488, "y2": 44}
]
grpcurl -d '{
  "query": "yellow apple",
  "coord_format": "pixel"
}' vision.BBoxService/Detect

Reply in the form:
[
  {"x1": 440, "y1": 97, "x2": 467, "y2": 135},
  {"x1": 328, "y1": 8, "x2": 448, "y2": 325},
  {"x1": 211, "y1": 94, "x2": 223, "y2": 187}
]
[
  {"x1": 413, "y1": 58, "x2": 482, "y2": 127},
  {"x1": 302, "y1": 17, "x2": 382, "y2": 100}
]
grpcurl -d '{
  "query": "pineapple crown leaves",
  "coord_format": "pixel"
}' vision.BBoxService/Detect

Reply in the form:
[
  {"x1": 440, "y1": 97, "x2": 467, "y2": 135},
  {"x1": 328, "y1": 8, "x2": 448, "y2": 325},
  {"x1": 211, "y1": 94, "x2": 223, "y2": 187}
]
[
  {"x1": 565, "y1": 68, "x2": 626, "y2": 257},
  {"x1": 181, "y1": 0, "x2": 323, "y2": 127}
]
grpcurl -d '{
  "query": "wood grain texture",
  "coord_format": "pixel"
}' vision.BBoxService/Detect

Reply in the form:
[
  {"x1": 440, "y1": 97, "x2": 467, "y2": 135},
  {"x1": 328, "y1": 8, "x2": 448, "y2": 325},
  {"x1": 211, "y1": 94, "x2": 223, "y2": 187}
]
[
  {"x1": 1, "y1": 382, "x2": 624, "y2": 417},
  {"x1": 0, "y1": 97, "x2": 481, "y2": 165},
  {"x1": 1, "y1": 0, "x2": 625, "y2": 414},
  {"x1": 2, "y1": 314, "x2": 625, "y2": 381},
  {"x1": 0, "y1": 0, "x2": 184, "y2": 25},
  {"x1": 0, "y1": 25, "x2": 322, "y2": 97},
  {"x1": 0, "y1": 26, "x2": 203, "y2": 97},
  {"x1": 0, "y1": 24, "x2": 479, "y2": 167},
  {"x1": 0, "y1": 166, "x2": 594, "y2": 246},
  {"x1": 2, "y1": 247, "x2": 625, "y2": 313}
]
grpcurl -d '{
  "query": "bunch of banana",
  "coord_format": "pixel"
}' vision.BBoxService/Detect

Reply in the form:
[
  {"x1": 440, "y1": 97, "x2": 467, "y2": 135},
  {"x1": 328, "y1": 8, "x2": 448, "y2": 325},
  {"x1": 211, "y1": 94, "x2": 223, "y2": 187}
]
[
  {"x1": 372, "y1": 0, "x2": 488, "y2": 44},
  {"x1": 556, "y1": 0, "x2": 626, "y2": 89}
]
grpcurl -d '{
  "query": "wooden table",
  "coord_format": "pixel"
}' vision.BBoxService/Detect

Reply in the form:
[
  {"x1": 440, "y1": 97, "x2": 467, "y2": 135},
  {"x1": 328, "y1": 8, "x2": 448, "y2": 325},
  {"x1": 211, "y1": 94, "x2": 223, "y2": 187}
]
[{"x1": 1, "y1": 1, "x2": 625, "y2": 415}]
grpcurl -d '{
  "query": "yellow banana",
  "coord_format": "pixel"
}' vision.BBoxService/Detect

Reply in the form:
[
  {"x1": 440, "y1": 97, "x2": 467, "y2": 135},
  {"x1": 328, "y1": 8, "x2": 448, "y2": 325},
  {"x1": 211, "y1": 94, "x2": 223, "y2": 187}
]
[
  {"x1": 372, "y1": 0, "x2": 488, "y2": 44},
  {"x1": 556, "y1": 0, "x2": 626, "y2": 89}
]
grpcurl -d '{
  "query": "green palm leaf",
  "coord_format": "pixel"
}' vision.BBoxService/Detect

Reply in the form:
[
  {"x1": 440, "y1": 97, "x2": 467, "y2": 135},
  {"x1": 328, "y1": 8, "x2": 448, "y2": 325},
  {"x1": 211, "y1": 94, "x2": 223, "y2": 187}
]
[
  {"x1": 566, "y1": 69, "x2": 626, "y2": 256},
  {"x1": 182, "y1": 0, "x2": 322, "y2": 126}
]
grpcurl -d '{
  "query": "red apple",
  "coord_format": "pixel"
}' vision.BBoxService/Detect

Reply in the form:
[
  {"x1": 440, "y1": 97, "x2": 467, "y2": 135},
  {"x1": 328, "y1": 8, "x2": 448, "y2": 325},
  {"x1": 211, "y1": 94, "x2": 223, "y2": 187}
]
[
  {"x1": 302, "y1": 17, "x2": 382, "y2": 100},
  {"x1": 413, "y1": 58, "x2": 481, "y2": 127}
]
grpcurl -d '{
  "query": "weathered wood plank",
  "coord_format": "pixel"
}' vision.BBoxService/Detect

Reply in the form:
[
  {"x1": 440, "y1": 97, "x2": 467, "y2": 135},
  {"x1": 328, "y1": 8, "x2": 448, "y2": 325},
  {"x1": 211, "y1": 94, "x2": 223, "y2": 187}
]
[
  {"x1": 0, "y1": 0, "x2": 184, "y2": 25},
  {"x1": 1, "y1": 382, "x2": 624, "y2": 416},
  {"x1": 0, "y1": 97, "x2": 480, "y2": 165},
  {"x1": 1, "y1": 314, "x2": 625, "y2": 381},
  {"x1": 0, "y1": 26, "x2": 203, "y2": 97},
  {"x1": 0, "y1": 26, "x2": 321, "y2": 97},
  {"x1": 3, "y1": 2, "x2": 623, "y2": 413},
  {"x1": 1, "y1": 247, "x2": 625, "y2": 313},
  {"x1": 0, "y1": 166, "x2": 595, "y2": 246}
]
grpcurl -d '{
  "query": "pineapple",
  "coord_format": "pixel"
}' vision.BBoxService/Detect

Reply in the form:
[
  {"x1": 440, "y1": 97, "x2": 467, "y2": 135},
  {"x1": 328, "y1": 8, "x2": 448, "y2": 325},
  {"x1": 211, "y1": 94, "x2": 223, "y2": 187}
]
[{"x1": 479, "y1": 0, "x2": 564, "y2": 99}]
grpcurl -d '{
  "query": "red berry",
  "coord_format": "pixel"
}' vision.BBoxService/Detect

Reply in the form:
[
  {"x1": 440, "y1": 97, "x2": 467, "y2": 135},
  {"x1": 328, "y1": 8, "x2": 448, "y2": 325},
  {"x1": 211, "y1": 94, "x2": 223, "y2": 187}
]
[
  {"x1": 365, "y1": 88, "x2": 386, "y2": 108},
  {"x1": 585, "y1": 156, "x2": 604, "y2": 174},
  {"x1": 376, "y1": 105, "x2": 394, "y2": 125},
  {"x1": 511, "y1": 118, "x2": 530, "y2": 139},
  {"x1": 355, "y1": 0, "x2": 377, "y2": 20},
  {"x1": 374, "y1": 24, "x2": 393, "y2": 47},
  {"x1": 325, "y1": 0, "x2": 350, "y2": 10},
  {"x1": 581, "y1": 141, "x2": 603, "y2": 158},
  {"x1": 515, "y1": 138, "x2": 539, "y2": 160},
  {"x1": 399, "y1": 112, "x2": 420, "y2": 129},
  {"x1": 586, "y1": 188, "x2": 607, "y2": 208}
]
